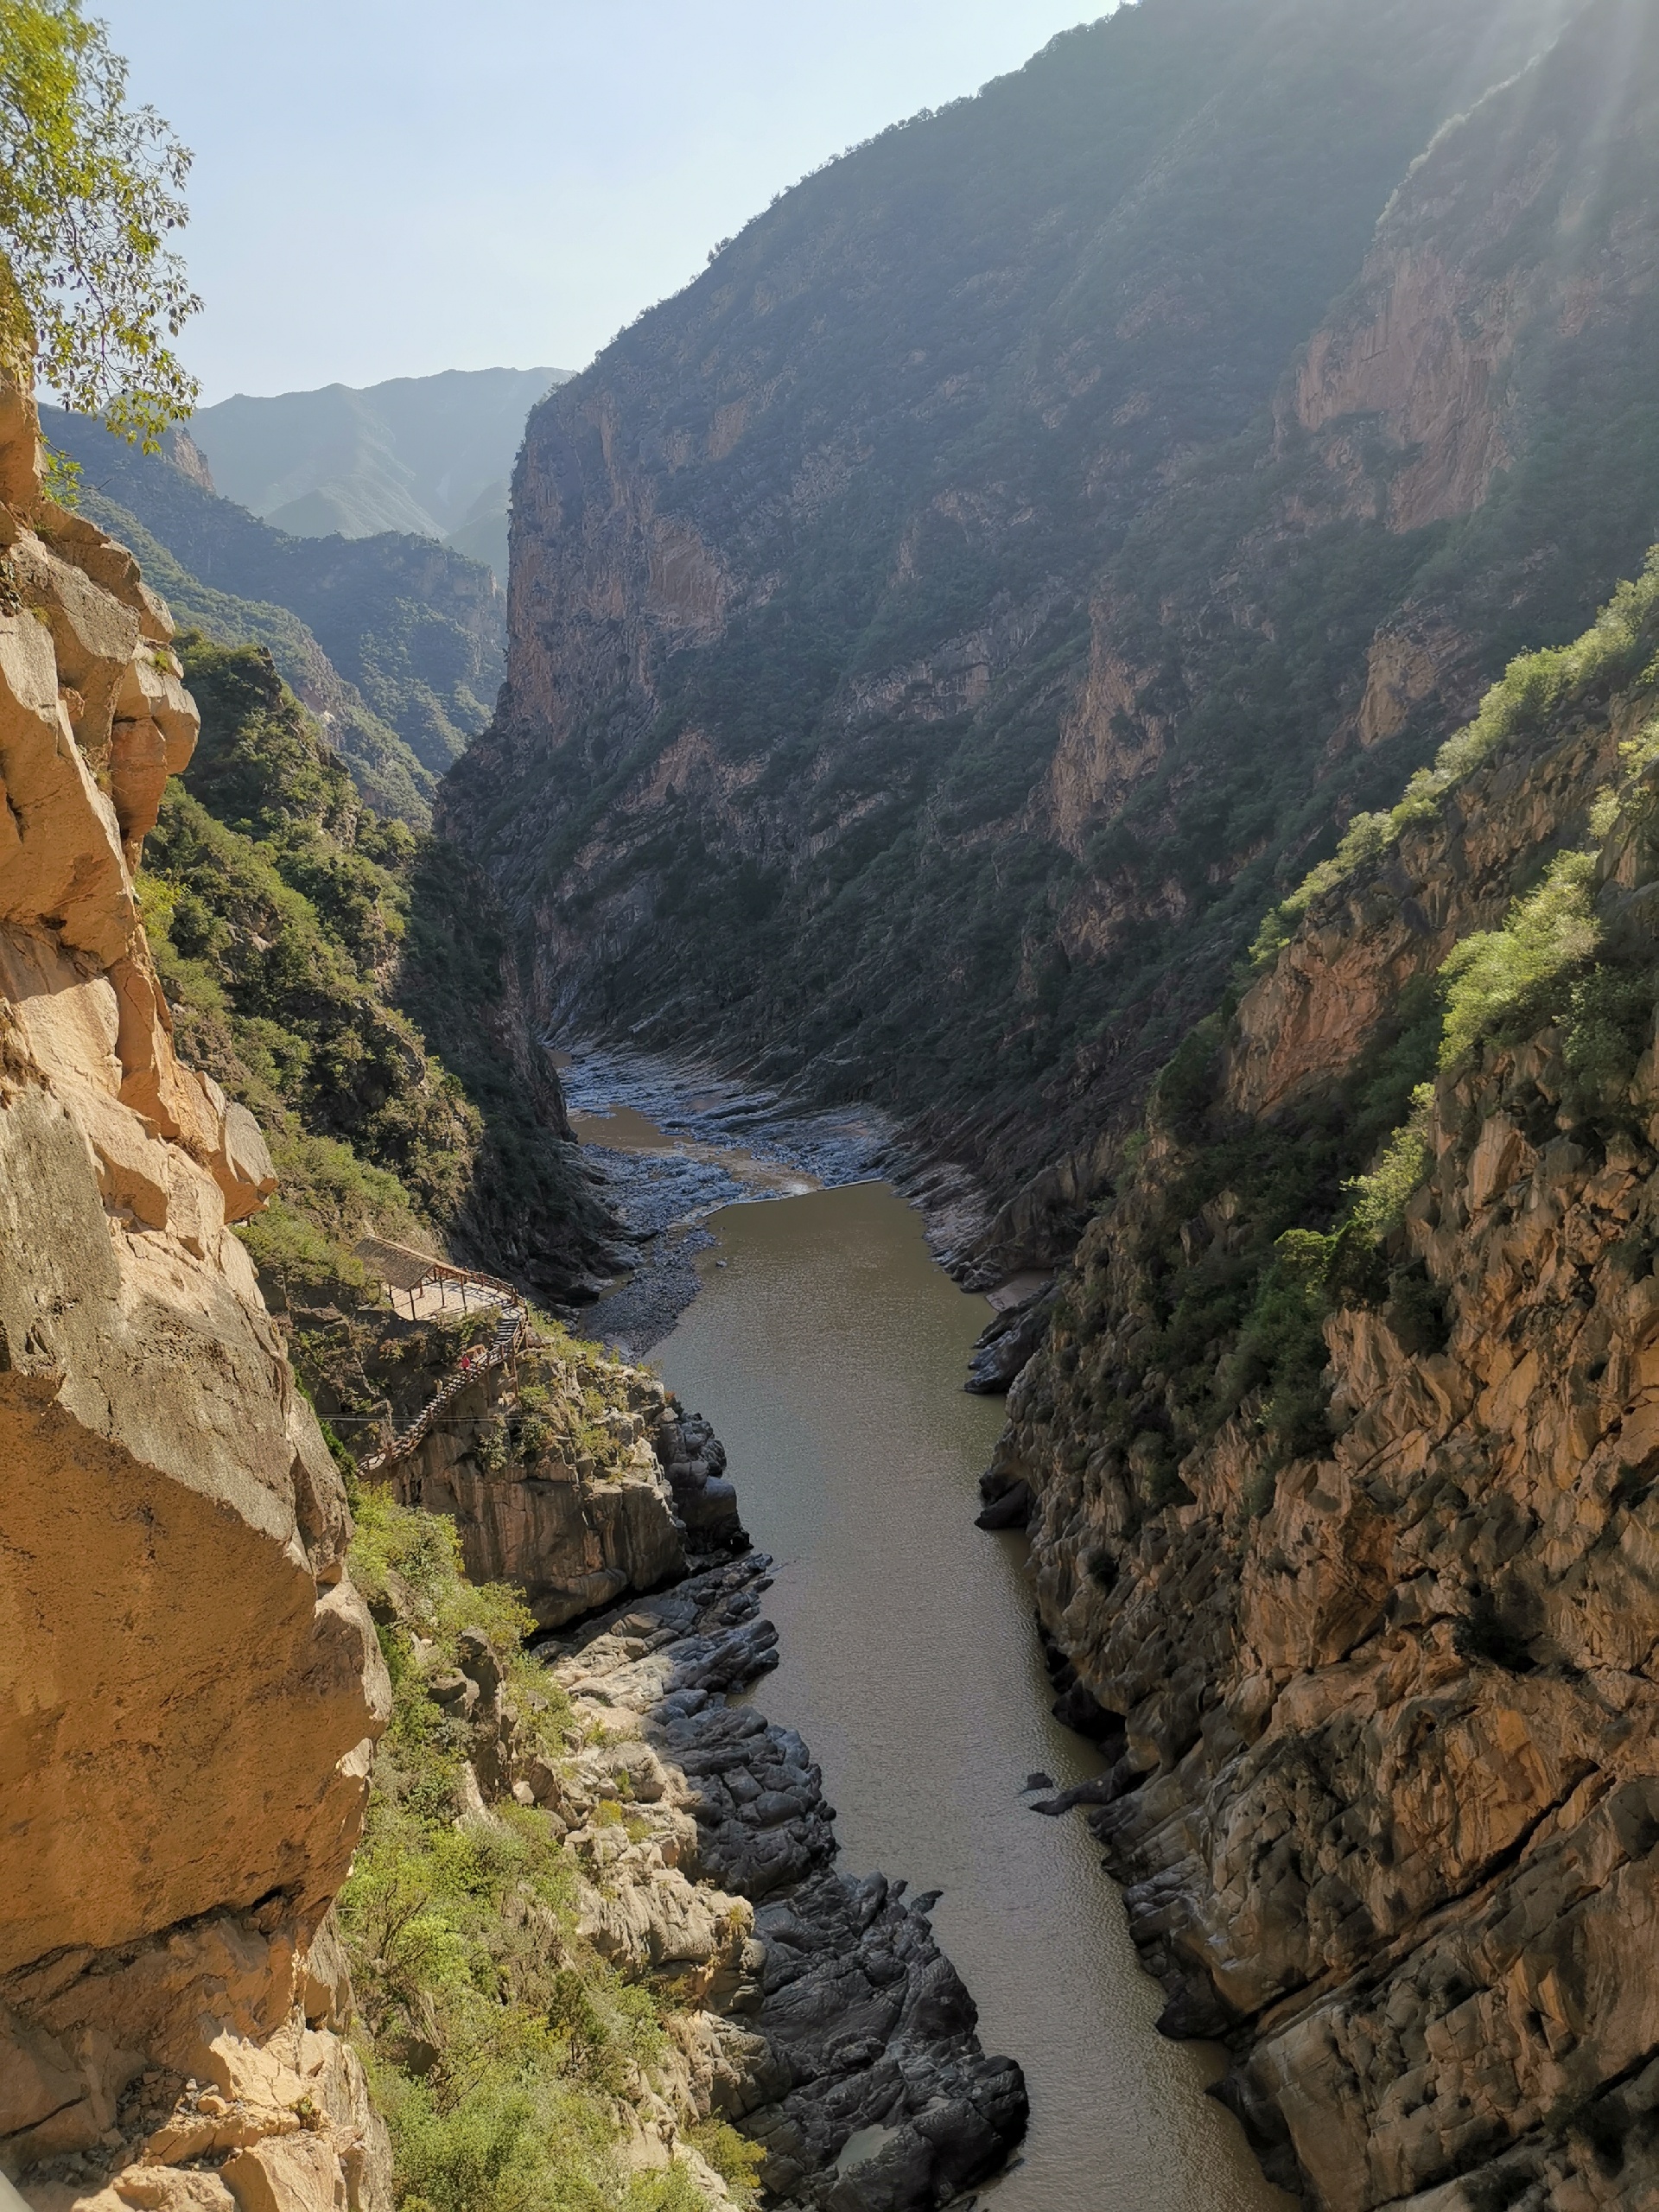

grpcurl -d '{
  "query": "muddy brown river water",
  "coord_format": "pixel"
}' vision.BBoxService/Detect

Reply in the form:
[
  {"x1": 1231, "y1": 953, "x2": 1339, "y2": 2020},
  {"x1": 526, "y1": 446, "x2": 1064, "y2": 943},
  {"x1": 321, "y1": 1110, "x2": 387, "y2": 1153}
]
[{"x1": 644, "y1": 1178, "x2": 1294, "y2": 2212}]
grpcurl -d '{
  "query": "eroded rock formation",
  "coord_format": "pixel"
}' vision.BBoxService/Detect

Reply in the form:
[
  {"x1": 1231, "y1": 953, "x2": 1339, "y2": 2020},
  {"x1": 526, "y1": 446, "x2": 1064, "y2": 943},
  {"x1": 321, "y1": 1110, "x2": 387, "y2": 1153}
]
[
  {"x1": 0, "y1": 364, "x2": 391, "y2": 2212},
  {"x1": 988, "y1": 593, "x2": 1659, "y2": 2206},
  {"x1": 541, "y1": 1559, "x2": 1028, "y2": 2209},
  {"x1": 373, "y1": 1326, "x2": 1027, "y2": 2205},
  {"x1": 394, "y1": 1356, "x2": 744, "y2": 1627}
]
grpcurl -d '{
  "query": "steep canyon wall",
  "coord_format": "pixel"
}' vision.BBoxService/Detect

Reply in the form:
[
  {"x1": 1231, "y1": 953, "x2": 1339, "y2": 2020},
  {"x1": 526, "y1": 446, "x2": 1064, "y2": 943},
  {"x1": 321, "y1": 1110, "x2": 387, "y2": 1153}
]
[
  {"x1": 987, "y1": 574, "x2": 1659, "y2": 2209},
  {"x1": 0, "y1": 366, "x2": 393, "y2": 2212},
  {"x1": 444, "y1": 0, "x2": 1659, "y2": 1251}
]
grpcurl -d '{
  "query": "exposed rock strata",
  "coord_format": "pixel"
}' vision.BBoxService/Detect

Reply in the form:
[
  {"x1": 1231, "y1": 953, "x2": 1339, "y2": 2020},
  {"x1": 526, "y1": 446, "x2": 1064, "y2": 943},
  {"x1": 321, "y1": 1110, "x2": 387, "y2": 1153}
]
[
  {"x1": 988, "y1": 633, "x2": 1659, "y2": 2205},
  {"x1": 0, "y1": 366, "x2": 389, "y2": 2212},
  {"x1": 394, "y1": 1355, "x2": 744, "y2": 1627}
]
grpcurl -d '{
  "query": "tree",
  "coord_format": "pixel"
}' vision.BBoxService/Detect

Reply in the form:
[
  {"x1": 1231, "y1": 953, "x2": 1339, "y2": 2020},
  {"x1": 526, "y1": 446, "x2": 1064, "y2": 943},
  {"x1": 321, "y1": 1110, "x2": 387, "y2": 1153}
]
[{"x1": 0, "y1": 0, "x2": 198, "y2": 448}]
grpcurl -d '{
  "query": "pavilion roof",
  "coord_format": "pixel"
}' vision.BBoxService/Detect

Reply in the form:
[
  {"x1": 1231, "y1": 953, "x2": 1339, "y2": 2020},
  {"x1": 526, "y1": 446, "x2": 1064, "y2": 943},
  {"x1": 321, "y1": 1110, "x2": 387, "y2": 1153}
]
[{"x1": 353, "y1": 1236, "x2": 443, "y2": 1293}]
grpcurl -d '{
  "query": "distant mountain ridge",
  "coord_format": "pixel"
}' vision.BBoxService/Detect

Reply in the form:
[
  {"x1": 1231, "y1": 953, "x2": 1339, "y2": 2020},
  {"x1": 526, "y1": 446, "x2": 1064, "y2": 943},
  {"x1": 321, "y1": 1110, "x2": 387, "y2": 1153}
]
[
  {"x1": 188, "y1": 366, "x2": 570, "y2": 582},
  {"x1": 74, "y1": 480, "x2": 438, "y2": 826},
  {"x1": 48, "y1": 405, "x2": 507, "y2": 804}
]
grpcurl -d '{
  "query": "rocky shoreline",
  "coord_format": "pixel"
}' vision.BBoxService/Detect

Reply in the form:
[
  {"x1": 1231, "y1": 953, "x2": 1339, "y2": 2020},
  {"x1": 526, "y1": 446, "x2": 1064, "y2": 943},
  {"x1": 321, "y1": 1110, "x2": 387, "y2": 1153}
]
[
  {"x1": 557, "y1": 1043, "x2": 996, "y2": 1354},
  {"x1": 540, "y1": 1552, "x2": 1029, "y2": 2209},
  {"x1": 377, "y1": 1314, "x2": 1030, "y2": 2207}
]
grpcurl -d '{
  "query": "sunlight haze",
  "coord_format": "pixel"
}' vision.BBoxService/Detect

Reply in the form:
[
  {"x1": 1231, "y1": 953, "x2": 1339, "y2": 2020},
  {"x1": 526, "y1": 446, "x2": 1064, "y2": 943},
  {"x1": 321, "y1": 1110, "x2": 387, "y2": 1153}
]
[{"x1": 96, "y1": 0, "x2": 1117, "y2": 402}]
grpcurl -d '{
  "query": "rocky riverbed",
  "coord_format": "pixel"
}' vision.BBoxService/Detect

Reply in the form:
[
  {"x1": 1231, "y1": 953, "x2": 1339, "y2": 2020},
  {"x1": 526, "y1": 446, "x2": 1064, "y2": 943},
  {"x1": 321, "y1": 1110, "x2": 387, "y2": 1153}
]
[
  {"x1": 558, "y1": 1044, "x2": 999, "y2": 1352},
  {"x1": 538, "y1": 1552, "x2": 1030, "y2": 2209}
]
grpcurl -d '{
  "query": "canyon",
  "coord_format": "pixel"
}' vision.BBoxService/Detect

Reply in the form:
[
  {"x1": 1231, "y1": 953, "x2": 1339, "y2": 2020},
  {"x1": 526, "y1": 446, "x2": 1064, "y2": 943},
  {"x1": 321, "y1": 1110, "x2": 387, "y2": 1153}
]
[
  {"x1": 0, "y1": 354, "x2": 1024, "y2": 2212},
  {"x1": 16, "y1": 2, "x2": 1659, "y2": 2209},
  {"x1": 444, "y1": 0, "x2": 1659, "y2": 1243},
  {"x1": 428, "y1": 2, "x2": 1659, "y2": 2202}
]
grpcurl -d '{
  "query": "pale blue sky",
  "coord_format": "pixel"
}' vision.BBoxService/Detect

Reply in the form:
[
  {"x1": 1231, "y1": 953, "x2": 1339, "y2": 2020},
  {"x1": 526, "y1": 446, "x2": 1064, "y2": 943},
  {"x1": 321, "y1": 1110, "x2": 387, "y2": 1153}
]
[{"x1": 95, "y1": 2, "x2": 1116, "y2": 404}]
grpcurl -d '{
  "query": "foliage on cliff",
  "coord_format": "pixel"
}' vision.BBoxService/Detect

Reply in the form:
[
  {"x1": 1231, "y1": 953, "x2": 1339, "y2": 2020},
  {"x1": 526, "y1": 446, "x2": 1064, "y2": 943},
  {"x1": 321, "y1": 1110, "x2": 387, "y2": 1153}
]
[
  {"x1": 451, "y1": 0, "x2": 1659, "y2": 1213},
  {"x1": 340, "y1": 1490, "x2": 752, "y2": 2212},
  {"x1": 988, "y1": 543, "x2": 1659, "y2": 2212},
  {"x1": 0, "y1": 0, "x2": 197, "y2": 442},
  {"x1": 78, "y1": 478, "x2": 436, "y2": 823},
  {"x1": 137, "y1": 635, "x2": 608, "y2": 1313},
  {"x1": 1253, "y1": 554, "x2": 1659, "y2": 969},
  {"x1": 1049, "y1": 550, "x2": 1659, "y2": 1514}
]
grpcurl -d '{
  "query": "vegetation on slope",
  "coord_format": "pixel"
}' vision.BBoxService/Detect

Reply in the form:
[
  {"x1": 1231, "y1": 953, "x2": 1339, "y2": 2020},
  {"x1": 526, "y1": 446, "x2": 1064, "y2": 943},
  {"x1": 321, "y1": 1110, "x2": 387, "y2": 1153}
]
[
  {"x1": 341, "y1": 1487, "x2": 760, "y2": 2212},
  {"x1": 48, "y1": 403, "x2": 504, "y2": 773},
  {"x1": 137, "y1": 636, "x2": 609, "y2": 1323},
  {"x1": 1058, "y1": 553, "x2": 1659, "y2": 1508},
  {"x1": 1252, "y1": 556, "x2": 1659, "y2": 969},
  {"x1": 78, "y1": 480, "x2": 435, "y2": 824}
]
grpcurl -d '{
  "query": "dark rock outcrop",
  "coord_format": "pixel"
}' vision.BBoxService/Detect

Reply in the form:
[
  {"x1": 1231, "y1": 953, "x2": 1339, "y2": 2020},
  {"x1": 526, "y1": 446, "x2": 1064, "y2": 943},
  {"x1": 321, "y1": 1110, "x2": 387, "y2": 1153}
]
[{"x1": 545, "y1": 1557, "x2": 1029, "y2": 2210}]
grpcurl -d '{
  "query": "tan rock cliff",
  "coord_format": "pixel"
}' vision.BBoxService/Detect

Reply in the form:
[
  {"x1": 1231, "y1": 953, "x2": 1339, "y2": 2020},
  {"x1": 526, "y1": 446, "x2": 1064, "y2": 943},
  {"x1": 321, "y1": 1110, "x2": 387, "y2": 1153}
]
[
  {"x1": 988, "y1": 604, "x2": 1659, "y2": 2207},
  {"x1": 0, "y1": 367, "x2": 389, "y2": 2212},
  {"x1": 393, "y1": 1356, "x2": 742, "y2": 1628}
]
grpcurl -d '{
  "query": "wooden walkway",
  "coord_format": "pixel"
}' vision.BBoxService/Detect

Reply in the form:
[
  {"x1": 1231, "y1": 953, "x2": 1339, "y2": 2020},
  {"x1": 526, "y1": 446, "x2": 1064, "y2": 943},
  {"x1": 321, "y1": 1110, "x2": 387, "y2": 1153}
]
[{"x1": 353, "y1": 1239, "x2": 530, "y2": 1476}]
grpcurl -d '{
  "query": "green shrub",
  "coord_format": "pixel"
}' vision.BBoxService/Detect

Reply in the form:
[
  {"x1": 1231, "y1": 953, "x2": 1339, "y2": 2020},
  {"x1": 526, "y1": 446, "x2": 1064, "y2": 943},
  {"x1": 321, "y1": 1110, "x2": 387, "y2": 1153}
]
[
  {"x1": 339, "y1": 1494, "x2": 722, "y2": 2212},
  {"x1": 1344, "y1": 1084, "x2": 1433, "y2": 1241},
  {"x1": 1383, "y1": 1260, "x2": 1448, "y2": 1356},
  {"x1": 1561, "y1": 964, "x2": 1655, "y2": 1116},
  {"x1": 1150, "y1": 1013, "x2": 1224, "y2": 1135},
  {"x1": 1249, "y1": 810, "x2": 1394, "y2": 969},
  {"x1": 1262, "y1": 553, "x2": 1659, "y2": 945},
  {"x1": 235, "y1": 1193, "x2": 372, "y2": 1309},
  {"x1": 1439, "y1": 849, "x2": 1599, "y2": 1067},
  {"x1": 380, "y1": 2082, "x2": 547, "y2": 2212},
  {"x1": 688, "y1": 2121, "x2": 765, "y2": 2209},
  {"x1": 1217, "y1": 1228, "x2": 1341, "y2": 1461}
]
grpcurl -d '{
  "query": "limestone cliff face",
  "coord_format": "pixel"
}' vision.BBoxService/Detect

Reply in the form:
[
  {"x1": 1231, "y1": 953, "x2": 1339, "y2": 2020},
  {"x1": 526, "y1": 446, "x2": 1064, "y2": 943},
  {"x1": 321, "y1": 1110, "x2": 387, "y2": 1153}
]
[
  {"x1": 986, "y1": 603, "x2": 1659, "y2": 2204},
  {"x1": 443, "y1": 0, "x2": 1659, "y2": 1238},
  {"x1": 0, "y1": 369, "x2": 390, "y2": 2212},
  {"x1": 1294, "y1": 244, "x2": 1520, "y2": 536}
]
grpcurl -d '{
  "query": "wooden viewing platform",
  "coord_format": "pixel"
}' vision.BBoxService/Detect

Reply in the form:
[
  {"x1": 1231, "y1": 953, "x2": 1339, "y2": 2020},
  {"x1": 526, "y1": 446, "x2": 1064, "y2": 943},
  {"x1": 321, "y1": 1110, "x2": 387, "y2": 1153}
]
[
  {"x1": 353, "y1": 1236, "x2": 522, "y2": 1320},
  {"x1": 351, "y1": 1238, "x2": 530, "y2": 1475}
]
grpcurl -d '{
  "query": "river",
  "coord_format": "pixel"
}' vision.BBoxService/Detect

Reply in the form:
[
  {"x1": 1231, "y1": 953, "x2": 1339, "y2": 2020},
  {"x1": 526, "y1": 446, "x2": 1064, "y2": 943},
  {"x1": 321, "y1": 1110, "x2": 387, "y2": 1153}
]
[{"x1": 639, "y1": 1177, "x2": 1294, "y2": 2212}]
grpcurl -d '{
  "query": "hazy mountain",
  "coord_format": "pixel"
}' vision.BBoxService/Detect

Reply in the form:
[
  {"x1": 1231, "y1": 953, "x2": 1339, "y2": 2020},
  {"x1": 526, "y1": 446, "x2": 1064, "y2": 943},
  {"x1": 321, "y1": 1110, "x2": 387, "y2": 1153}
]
[
  {"x1": 188, "y1": 365, "x2": 571, "y2": 581},
  {"x1": 74, "y1": 481, "x2": 437, "y2": 825},
  {"x1": 49, "y1": 405, "x2": 507, "y2": 785}
]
